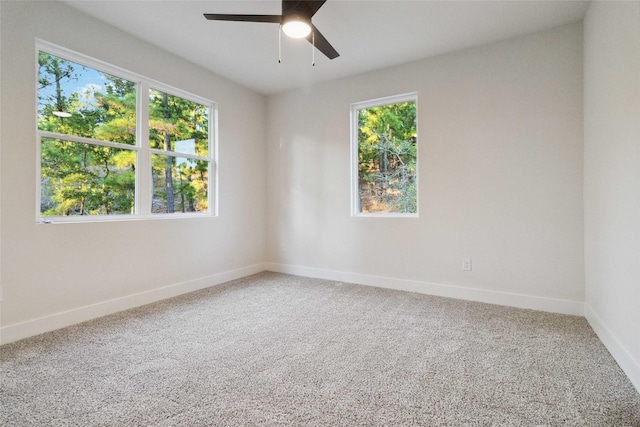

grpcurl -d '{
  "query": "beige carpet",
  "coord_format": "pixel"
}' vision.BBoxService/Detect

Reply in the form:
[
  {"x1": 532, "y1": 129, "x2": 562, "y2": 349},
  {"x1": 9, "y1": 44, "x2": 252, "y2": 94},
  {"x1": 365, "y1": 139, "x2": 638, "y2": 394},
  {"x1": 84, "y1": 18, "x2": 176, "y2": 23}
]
[{"x1": 1, "y1": 272, "x2": 639, "y2": 426}]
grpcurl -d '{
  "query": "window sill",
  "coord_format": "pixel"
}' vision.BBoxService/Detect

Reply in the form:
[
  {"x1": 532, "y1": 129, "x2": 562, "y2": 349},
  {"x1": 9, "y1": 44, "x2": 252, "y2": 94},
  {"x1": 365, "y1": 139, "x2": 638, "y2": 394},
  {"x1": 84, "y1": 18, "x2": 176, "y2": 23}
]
[
  {"x1": 353, "y1": 213, "x2": 419, "y2": 219},
  {"x1": 37, "y1": 213, "x2": 216, "y2": 224}
]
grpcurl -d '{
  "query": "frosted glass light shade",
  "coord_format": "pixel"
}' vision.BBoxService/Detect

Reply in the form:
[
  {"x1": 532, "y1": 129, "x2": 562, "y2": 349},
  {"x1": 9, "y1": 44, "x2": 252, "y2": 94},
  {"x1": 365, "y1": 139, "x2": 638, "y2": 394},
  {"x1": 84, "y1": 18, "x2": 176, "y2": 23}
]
[{"x1": 282, "y1": 20, "x2": 311, "y2": 38}]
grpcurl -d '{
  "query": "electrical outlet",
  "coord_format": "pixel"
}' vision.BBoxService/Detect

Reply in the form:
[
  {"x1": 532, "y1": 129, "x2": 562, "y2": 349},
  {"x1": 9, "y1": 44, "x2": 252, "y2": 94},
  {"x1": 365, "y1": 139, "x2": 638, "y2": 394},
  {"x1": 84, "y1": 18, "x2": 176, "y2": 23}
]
[
  {"x1": 280, "y1": 244, "x2": 286, "y2": 253},
  {"x1": 462, "y1": 258, "x2": 472, "y2": 271}
]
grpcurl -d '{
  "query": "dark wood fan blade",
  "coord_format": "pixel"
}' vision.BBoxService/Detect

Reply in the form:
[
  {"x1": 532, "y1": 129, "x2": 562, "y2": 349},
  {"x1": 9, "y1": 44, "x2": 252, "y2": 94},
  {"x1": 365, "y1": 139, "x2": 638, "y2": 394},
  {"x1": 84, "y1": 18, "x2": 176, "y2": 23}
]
[
  {"x1": 307, "y1": 25, "x2": 339, "y2": 59},
  {"x1": 203, "y1": 14, "x2": 282, "y2": 23},
  {"x1": 282, "y1": 0, "x2": 327, "y2": 18},
  {"x1": 306, "y1": 0, "x2": 327, "y2": 17}
]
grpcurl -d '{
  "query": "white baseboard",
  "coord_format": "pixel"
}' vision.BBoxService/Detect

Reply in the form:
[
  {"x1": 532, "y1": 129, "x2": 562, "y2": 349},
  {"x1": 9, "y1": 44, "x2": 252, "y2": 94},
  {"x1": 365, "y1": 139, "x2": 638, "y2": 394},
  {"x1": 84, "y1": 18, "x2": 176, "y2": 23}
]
[
  {"x1": 266, "y1": 263, "x2": 640, "y2": 393},
  {"x1": 585, "y1": 303, "x2": 640, "y2": 394},
  {"x1": 0, "y1": 263, "x2": 267, "y2": 345},
  {"x1": 4, "y1": 262, "x2": 637, "y2": 394},
  {"x1": 265, "y1": 262, "x2": 585, "y2": 316}
]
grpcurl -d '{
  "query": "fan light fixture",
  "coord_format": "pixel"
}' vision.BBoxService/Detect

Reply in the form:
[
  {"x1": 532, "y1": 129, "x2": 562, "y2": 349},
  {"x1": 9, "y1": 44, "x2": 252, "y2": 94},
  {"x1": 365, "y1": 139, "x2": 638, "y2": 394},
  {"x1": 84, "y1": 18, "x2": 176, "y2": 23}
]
[
  {"x1": 204, "y1": 1, "x2": 340, "y2": 60},
  {"x1": 282, "y1": 17, "x2": 311, "y2": 38},
  {"x1": 53, "y1": 110, "x2": 72, "y2": 118}
]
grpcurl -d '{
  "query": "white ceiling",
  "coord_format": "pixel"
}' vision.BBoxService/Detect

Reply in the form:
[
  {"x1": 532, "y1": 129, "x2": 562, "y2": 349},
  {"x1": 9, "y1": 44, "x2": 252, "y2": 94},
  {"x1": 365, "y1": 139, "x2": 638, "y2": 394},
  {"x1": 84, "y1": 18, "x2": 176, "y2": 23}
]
[{"x1": 63, "y1": 0, "x2": 590, "y2": 95}]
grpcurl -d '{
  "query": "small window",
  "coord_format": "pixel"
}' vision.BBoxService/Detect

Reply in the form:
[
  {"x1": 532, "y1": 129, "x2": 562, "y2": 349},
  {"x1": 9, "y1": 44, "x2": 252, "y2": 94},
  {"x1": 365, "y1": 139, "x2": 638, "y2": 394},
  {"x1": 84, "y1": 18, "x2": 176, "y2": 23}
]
[{"x1": 351, "y1": 93, "x2": 418, "y2": 216}]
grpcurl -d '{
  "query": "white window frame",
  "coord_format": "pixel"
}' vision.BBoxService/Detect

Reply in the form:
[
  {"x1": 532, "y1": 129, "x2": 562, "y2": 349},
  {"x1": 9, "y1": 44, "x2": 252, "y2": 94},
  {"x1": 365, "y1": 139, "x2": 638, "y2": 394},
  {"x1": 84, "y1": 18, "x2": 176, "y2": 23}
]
[
  {"x1": 350, "y1": 92, "x2": 419, "y2": 218},
  {"x1": 35, "y1": 40, "x2": 218, "y2": 223}
]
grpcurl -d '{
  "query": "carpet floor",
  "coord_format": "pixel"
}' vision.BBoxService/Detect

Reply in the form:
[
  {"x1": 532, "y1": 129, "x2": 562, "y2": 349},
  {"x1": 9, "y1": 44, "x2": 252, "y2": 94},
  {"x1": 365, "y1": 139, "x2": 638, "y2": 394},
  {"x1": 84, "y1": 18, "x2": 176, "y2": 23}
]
[{"x1": 1, "y1": 272, "x2": 639, "y2": 426}]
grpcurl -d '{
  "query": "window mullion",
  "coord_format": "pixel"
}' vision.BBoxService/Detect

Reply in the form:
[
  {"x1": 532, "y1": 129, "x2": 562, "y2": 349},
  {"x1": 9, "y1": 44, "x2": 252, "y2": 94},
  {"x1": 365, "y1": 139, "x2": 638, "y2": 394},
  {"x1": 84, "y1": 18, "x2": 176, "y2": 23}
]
[
  {"x1": 38, "y1": 131, "x2": 139, "y2": 151},
  {"x1": 35, "y1": 134, "x2": 43, "y2": 221},
  {"x1": 148, "y1": 148, "x2": 210, "y2": 163},
  {"x1": 137, "y1": 82, "x2": 151, "y2": 215}
]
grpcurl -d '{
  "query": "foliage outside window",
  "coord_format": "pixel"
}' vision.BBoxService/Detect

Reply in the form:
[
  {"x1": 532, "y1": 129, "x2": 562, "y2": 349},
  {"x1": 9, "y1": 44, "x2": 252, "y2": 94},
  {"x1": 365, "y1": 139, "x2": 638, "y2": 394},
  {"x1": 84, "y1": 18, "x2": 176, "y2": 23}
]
[
  {"x1": 38, "y1": 52, "x2": 137, "y2": 216},
  {"x1": 36, "y1": 42, "x2": 216, "y2": 221},
  {"x1": 149, "y1": 90, "x2": 210, "y2": 214},
  {"x1": 351, "y1": 93, "x2": 418, "y2": 216}
]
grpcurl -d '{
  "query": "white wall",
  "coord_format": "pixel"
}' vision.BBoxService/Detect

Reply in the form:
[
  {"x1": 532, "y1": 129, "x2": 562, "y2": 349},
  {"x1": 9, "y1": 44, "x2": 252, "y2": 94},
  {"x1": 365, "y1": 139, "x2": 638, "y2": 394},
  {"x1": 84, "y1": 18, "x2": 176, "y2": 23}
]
[
  {"x1": 0, "y1": 1, "x2": 267, "y2": 343},
  {"x1": 584, "y1": 1, "x2": 640, "y2": 391},
  {"x1": 0, "y1": 0, "x2": 637, "y2": 394},
  {"x1": 266, "y1": 24, "x2": 585, "y2": 314}
]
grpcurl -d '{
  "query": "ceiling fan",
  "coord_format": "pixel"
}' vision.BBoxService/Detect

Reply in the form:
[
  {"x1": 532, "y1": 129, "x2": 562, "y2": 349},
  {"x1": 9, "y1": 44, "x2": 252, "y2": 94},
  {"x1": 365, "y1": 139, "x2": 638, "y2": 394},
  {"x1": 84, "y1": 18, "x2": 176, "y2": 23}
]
[{"x1": 204, "y1": 0, "x2": 339, "y2": 60}]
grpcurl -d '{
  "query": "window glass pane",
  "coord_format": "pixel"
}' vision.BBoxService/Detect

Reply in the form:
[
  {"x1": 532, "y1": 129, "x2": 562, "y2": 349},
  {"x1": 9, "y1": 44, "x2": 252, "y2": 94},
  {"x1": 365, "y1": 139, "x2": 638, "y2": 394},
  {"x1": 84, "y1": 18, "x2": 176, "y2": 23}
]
[
  {"x1": 40, "y1": 138, "x2": 136, "y2": 216},
  {"x1": 37, "y1": 52, "x2": 136, "y2": 145},
  {"x1": 357, "y1": 100, "x2": 417, "y2": 214},
  {"x1": 151, "y1": 154, "x2": 209, "y2": 214},
  {"x1": 149, "y1": 90, "x2": 209, "y2": 157}
]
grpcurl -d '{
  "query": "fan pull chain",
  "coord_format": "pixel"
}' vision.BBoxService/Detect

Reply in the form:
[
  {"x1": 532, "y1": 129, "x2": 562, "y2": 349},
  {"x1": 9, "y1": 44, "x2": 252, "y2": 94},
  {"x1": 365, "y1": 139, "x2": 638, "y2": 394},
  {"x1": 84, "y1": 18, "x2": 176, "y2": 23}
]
[
  {"x1": 312, "y1": 30, "x2": 315, "y2": 66},
  {"x1": 278, "y1": 26, "x2": 282, "y2": 63}
]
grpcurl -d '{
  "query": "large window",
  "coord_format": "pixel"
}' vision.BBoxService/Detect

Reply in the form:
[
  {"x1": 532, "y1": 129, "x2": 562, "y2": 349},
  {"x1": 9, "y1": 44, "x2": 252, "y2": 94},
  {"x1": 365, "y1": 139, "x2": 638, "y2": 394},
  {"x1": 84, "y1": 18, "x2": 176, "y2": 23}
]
[
  {"x1": 36, "y1": 41, "x2": 216, "y2": 221},
  {"x1": 351, "y1": 93, "x2": 418, "y2": 216}
]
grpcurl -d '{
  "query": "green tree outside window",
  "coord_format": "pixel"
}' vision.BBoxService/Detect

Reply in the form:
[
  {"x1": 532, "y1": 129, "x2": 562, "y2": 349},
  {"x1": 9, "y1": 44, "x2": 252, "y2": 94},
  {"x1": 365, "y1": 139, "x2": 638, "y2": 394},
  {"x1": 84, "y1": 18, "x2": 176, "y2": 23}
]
[
  {"x1": 356, "y1": 98, "x2": 417, "y2": 214},
  {"x1": 38, "y1": 52, "x2": 137, "y2": 216},
  {"x1": 37, "y1": 50, "x2": 214, "y2": 218}
]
